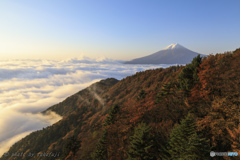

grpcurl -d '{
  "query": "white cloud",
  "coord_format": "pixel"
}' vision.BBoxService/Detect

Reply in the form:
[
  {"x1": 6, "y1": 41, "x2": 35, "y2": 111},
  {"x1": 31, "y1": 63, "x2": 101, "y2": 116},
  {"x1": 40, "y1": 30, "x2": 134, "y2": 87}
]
[
  {"x1": 0, "y1": 57, "x2": 174, "y2": 156},
  {"x1": 0, "y1": 131, "x2": 33, "y2": 157}
]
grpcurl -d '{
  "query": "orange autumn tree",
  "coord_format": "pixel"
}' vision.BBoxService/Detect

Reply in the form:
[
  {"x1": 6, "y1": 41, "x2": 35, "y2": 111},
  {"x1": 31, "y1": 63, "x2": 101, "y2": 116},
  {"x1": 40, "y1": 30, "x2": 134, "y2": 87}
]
[
  {"x1": 227, "y1": 126, "x2": 240, "y2": 153},
  {"x1": 191, "y1": 50, "x2": 240, "y2": 153}
]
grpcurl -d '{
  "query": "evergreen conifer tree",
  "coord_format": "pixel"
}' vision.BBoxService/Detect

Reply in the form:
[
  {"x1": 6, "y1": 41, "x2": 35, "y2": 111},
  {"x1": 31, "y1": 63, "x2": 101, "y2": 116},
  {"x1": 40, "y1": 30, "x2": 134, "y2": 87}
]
[
  {"x1": 92, "y1": 129, "x2": 108, "y2": 160},
  {"x1": 178, "y1": 55, "x2": 202, "y2": 95},
  {"x1": 167, "y1": 113, "x2": 210, "y2": 160},
  {"x1": 156, "y1": 82, "x2": 175, "y2": 103},
  {"x1": 137, "y1": 90, "x2": 147, "y2": 101},
  {"x1": 127, "y1": 122, "x2": 155, "y2": 160},
  {"x1": 104, "y1": 104, "x2": 119, "y2": 126},
  {"x1": 63, "y1": 136, "x2": 81, "y2": 158}
]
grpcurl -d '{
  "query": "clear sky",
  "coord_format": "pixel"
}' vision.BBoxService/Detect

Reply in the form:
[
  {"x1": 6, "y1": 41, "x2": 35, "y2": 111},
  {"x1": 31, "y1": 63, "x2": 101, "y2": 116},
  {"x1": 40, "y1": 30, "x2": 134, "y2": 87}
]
[{"x1": 0, "y1": 0, "x2": 240, "y2": 60}]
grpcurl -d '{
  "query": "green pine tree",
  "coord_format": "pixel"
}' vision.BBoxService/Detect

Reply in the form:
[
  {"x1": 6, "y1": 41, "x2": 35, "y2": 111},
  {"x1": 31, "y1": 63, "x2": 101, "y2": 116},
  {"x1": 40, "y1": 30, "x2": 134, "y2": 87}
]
[
  {"x1": 127, "y1": 122, "x2": 155, "y2": 160},
  {"x1": 156, "y1": 82, "x2": 176, "y2": 103},
  {"x1": 167, "y1": 113, "x2": 210, "y2": 160},
  {"x1": 178, "y1": 55, "x2": 202, "y2": 95},
  {"x1": 62, "y1": 136, "x2": 81, "y2": 158},
  {"x1": 92, "y1": 129, "x2": 108, "y2": 160},
  {"x1": 104, "y1": 104, "x2": 119, "y2": 126},
  {"x1": 137, "y1": 90, "x2": 147, "y2": 101}
]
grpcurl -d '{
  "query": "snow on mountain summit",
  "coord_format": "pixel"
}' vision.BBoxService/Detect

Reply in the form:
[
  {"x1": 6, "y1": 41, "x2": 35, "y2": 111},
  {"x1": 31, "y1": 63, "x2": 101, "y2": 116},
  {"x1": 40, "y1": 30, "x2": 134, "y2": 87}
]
[{"x1": 164, "y1": 43, "x2": 184, "y2": 50}]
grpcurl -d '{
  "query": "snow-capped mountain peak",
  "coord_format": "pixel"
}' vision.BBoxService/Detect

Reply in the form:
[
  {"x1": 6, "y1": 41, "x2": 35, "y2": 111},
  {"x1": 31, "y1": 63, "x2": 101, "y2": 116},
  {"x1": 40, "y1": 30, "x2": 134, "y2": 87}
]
[
  {"x1": 164, "y1": 43, "x2": 183, "y2": 50},
  {"x1": 125, "y1": 43, "x2": 205, "y2": 64}
]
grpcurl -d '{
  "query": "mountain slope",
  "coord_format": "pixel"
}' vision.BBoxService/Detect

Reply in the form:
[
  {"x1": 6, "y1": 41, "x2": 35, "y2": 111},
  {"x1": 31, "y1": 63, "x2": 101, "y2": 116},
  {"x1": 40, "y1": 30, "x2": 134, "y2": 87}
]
[
  {"x1": 1, "y1": 48, "x2": 240, "y2": 160},
  {"x1": 43, "y1": 78, "x2": 119, "y2": 117},
  {"x1": 0, "y1": 65, "x2": 184, "y2": 160},
  {"x1": 125, "y1": 43, "x2": 206, "y2": 64}
]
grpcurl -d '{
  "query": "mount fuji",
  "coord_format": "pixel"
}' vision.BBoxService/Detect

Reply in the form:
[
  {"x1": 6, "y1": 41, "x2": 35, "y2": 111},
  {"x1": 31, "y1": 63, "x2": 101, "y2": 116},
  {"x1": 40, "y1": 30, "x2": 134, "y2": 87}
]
[{"x1": 125, "y1": 43, "x2": 206, "y2": 64}]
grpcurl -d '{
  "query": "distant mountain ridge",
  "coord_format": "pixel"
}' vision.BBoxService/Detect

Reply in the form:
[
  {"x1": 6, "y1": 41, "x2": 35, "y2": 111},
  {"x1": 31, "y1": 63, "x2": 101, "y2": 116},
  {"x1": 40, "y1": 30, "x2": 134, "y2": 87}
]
[{"x1": 125, "y1": 43, "x2": 206, "y2": 64}]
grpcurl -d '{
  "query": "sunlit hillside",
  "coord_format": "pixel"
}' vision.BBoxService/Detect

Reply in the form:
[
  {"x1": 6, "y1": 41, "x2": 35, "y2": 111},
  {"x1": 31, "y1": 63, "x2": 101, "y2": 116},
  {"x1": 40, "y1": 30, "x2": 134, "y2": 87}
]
[{"x1": 1, "y1": 48, "x2": 240, "y2": 160}]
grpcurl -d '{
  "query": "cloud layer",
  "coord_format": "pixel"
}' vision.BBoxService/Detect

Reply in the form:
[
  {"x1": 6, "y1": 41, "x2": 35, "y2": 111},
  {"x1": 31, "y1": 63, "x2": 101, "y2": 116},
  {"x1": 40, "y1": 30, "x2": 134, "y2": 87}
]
[{"x1": 0, "y1": 57, "x2": 173, "y2": 156}]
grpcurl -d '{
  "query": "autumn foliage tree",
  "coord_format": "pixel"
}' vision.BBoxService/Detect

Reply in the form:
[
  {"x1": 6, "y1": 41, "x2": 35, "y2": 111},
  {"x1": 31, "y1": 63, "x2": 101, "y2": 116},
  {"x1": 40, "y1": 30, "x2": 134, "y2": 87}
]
[{"x1": 227, "y1": 126, "x2": 240, "y2": 154}]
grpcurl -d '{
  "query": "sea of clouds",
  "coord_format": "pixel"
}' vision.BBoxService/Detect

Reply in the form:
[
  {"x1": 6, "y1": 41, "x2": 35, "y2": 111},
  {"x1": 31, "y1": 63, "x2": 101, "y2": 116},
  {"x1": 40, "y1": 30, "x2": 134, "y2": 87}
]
[{"x1": 0, "y1": 56, "x2": 174, "y2": 156}]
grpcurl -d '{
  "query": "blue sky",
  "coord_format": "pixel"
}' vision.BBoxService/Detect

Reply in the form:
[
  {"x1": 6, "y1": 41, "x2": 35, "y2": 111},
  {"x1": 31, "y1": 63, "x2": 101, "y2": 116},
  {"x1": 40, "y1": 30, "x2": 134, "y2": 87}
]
[{"x1": 0, "y1": 0, "x2": 240, "y2": 60}]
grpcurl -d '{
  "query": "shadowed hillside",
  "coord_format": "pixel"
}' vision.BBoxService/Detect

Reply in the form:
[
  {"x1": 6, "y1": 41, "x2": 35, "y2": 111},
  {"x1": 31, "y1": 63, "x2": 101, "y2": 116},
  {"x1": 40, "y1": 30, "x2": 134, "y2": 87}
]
[{"x1": 1, "y1": 48, "x2": 240, "y2": 160}]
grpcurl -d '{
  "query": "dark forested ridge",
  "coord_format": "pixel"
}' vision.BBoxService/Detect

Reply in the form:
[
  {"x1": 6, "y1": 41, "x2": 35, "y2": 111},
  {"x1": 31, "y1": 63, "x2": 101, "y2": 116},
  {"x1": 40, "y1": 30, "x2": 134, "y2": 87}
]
[{"x1": 1, "y1": 48, "x2": 240, "y2": 160}]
